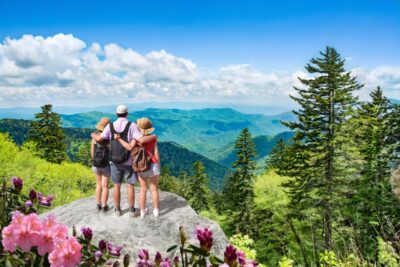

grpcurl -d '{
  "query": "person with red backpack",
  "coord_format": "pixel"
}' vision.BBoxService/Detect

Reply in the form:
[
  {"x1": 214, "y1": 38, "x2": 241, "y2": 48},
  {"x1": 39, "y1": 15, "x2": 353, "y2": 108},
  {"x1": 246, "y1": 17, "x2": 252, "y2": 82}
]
[
  {"x1": 91, "y1": 117, "x2": 111, "y2": 213},
  {"x1": 135, "y1": 118, "x2": 161, "y2": 218},
  {"x1": 91, "y1": 105, "x2": 156, "y2": 217}
]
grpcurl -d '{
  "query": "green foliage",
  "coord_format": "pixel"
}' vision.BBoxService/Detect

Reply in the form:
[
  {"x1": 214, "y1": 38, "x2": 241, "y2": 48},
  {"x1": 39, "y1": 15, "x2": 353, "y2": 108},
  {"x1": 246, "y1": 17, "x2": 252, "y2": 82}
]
[
  {"x1": 158, "y1": 166, "x2": 183, "y2": 195},
  {"x1": 223, "y1": 128, "x2": 256, "y2": 236},
  {"x1": 29, "y1": 104, "x2": 67, "y2": 164},
  {"x1": 229, "y1": 234, "x2": 257, "y2": 260},
  {"x1": 282, "y1": 46, "x2": 362, "y2": 252},
  {"x1": 349, "y1": 87, "x2": 400, "y2": 259},
  {"x1": 75, "y1": 140, "x2": 92, "y2": 167},
  {"x1": 278, "y1": 257, "x2": 294, "y2": 267},
  {"x1": 158, "y1": 142, "x2": 229, "y2": 189},
  {"x1": 0, "y1": 133, "x2": 94, "y2": 207},
  {"x1": 187, "y1": 161, "x2": 211, "y2": 212},
  {"x1": 378, "y1": 237, "x2": 400, "y2": 267}
]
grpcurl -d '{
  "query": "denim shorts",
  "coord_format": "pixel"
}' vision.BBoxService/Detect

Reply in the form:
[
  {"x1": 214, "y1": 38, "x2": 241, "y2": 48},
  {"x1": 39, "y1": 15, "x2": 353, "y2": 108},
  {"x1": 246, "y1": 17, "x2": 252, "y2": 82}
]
[
  {"x1": 110, "y1": 162, "x2": 138, "y2": 184},
  {"x1": 138, "y1": 163, "x2": 161, "y2": 178},
  {"x1": 92, "y1": 164, "x2": 111, "y2": 174}
]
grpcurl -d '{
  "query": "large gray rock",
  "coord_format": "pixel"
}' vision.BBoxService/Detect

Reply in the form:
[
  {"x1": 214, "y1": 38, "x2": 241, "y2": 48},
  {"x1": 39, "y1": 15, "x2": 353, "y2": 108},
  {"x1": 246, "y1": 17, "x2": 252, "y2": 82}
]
[{"x1": 41, "y1": 186, "x2": 227, "y2": 263}]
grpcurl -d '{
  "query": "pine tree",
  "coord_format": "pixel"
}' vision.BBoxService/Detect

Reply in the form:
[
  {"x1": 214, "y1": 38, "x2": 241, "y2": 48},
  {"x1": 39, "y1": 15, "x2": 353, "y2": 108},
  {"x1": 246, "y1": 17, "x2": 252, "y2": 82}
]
[
  {"x1": 159, "y1": 166, "x2": 180, "y2": 193},
  {"x1": 266, "y1": 139, "x2": 286, "y2": 171},
  {"x1": 187, "y1": 161, "x2": 210, "y2": 212},
  {"x1": 76, "y1": 140, "x2": 92, "y2": 167},
  {"x1": 351, "y1": 87, "x2": 400, "y2": 258},
  {"x1": 223, "y1": 128, "x2": 257, "y2": 235},
  {"x1": 283, "y1": 47, "x2": 362, "y2": 250},
  {"x1": 29, "y1": 104, "x2": 67, "y2": 164}
]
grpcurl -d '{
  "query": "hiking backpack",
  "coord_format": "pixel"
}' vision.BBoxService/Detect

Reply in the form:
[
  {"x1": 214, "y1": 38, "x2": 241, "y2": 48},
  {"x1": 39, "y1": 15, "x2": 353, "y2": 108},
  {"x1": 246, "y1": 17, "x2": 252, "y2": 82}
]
[
  {"x1": 109, "y1": 122, "x2": 131, "y2": 163},
  {"x1": 131, "y1": 146, "x2": 152, "y2": 173},
  {"x1": 92, "y1": 141, "x2": 109, "y2": 167}
]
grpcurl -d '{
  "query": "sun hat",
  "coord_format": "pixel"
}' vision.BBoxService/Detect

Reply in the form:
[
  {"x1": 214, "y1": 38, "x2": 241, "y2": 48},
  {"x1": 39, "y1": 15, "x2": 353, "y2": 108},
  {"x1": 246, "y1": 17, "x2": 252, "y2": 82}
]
[
  {"x1": 136, "y1": 118, "x2": 155, "y2": 135},
  {"x1": 116, "y1": 104, "x2": 128, "y2": 114},
  {"x1": 95, "y1": 117, "x2": 110, "y2": 132}
]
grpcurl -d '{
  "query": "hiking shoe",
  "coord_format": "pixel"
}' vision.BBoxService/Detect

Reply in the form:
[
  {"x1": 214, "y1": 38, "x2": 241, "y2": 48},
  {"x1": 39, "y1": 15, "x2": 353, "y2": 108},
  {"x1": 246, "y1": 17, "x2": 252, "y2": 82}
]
[
  {"x1": 129, "y1": 207, "x2": 139, "y2": 217},
  {"x1": 115, "y1": 208, "x2": 122, "y2": 217},
  {"x1": 140, "y1": 208, "x2": 149, "y2": 219},
  {"x1": 96, "y1": 203, "x2": 102, "y2": 212},
  {"x1": 102, "y1": 205, "x2": 109, "y2": 212},
  {"x1": 153, "y1": 208, "x2": 159, "y2": 218}
]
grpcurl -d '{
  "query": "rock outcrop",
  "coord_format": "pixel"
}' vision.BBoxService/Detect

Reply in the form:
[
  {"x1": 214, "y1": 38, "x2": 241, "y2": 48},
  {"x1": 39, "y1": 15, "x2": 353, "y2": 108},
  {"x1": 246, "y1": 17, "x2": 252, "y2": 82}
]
[{"x1": 41, "y1": 186, "x2": 227, "y2": 262}]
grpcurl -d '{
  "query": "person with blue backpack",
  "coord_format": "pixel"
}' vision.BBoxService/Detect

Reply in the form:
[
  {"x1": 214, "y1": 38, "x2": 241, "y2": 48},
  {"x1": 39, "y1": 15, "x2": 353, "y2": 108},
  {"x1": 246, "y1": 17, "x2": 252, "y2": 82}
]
[
  {"x1": 91, "y1": 117, "x2": 111, "y2": 212},
  {"x1": 91, "y1": 105, "x2": 156, "y2": 217}
]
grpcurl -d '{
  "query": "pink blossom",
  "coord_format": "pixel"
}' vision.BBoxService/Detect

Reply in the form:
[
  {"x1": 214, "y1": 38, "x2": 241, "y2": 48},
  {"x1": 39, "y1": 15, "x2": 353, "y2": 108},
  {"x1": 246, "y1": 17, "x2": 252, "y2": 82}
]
[
  {"x1": 195, "y1": 226, "x2": 213, "y2": 252},
  {"x1": 2, "y1": 225, "x2": 17, "y2": 252},
  {"x1": 48, "y1": 236, "x2": 82, "y2": 267}
]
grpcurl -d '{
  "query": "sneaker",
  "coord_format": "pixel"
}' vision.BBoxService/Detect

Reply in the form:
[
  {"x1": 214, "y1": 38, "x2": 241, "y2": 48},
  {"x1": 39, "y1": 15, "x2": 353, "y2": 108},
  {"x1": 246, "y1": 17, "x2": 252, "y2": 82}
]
[
  {"x1": 96, "y1": 203, "x2": 102, "y2": 212},
  {"x1": 140, "y1": 208, "x2": 149, "y2": 219},
  {"x1": 153, "y1": 208, "x2": 159, "y2": 218},
  {"x1": 129, "y1": 207, "x2": 139, "y2": 217},
  {"x1": 115, "y1": 208, "x2": 122, "y2": 217},
  {"x1": 102, "y1": 205, "x2": 109, "y2": 212}
]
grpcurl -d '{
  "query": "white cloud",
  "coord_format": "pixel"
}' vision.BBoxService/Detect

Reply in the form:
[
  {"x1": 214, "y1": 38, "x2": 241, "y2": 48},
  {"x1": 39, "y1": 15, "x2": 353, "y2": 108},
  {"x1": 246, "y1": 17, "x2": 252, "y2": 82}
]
[{"x1": 0, "y1": 33, "x2": 398, "y2": 108}]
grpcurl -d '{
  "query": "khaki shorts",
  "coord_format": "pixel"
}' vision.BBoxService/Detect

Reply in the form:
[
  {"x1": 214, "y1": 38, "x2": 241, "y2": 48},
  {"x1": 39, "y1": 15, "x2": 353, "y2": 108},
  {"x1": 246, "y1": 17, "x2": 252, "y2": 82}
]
[{"x1": 138, "y1": 163, "x2": 161, "y2": 178}]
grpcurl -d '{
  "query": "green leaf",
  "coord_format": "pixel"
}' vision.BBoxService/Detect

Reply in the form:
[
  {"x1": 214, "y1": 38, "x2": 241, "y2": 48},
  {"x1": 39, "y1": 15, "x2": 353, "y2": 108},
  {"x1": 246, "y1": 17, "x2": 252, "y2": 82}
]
[
  {"x1": 167, "y1": 245, "x2": 178, "y2": 252},
  {"x1": 209, "y1": 255, "x2": 224, "y2": 265}
]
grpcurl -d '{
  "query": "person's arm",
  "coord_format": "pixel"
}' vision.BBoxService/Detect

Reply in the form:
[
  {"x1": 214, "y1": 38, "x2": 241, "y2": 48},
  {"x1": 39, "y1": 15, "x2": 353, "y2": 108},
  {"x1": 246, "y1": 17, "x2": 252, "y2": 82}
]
[
  {"x1": 137, "y1": 134, "x2": 157, "y2": 145},
  {"x1": 90, "y1": 140, "x2": 95, "y2": 159},
  {"x1": 114, "y1": 134, "x2": 136, "y2": 151},
  {"x1": 154, "y1": 142, "x2": 160, "y2": 163},
  {"x1": 91, "y1": 132, "x2": 104, "y2": 142}
]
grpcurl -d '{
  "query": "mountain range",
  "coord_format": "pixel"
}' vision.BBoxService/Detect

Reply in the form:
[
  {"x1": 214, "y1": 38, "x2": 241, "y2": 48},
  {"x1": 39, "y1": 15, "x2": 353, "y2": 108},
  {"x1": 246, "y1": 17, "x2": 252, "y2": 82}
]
[{"x1": 58, "y1": 108, "x2": 296, "y2": 161}]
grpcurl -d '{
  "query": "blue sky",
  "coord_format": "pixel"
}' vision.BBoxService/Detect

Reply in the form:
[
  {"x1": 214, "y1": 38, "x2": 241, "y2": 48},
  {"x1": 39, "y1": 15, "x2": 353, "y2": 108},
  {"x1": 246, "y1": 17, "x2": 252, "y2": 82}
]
[{"x1": 0, "y1": 0, "x2": 399, "y2": 108}]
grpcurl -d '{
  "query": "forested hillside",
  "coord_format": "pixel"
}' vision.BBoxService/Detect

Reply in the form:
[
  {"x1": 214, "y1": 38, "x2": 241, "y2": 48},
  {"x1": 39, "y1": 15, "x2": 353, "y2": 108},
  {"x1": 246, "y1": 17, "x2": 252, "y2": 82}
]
[
  {"x1": 59, "y1": 108, "x2": 294, "y2": 161},
  {"x1": 0, "y1": 118, "x2": 229, "y2": 188}
]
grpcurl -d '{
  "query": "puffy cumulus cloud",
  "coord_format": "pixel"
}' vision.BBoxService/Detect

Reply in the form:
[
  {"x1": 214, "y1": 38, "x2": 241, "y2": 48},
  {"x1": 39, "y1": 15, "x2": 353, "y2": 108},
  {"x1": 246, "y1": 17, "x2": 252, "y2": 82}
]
[
  {"x1": 0, "y1": 33, "x2": 398, "y2": 107},
  {"x1": 352, "y1": 67, "x2": 400, "y2": 100}
]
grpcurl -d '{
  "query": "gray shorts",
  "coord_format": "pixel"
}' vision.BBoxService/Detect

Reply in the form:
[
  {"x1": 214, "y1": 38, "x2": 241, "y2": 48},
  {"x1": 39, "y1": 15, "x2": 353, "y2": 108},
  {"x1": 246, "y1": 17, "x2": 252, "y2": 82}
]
[
  {"x1": 92, "y1": 164, "x2": 111, "y2": 174},
  {"x1": 110, "y1": 162, "x2": 138, "y2": 184},
  {"x1": 138, "y1": 163, "x2": 161, "y2": 178}
]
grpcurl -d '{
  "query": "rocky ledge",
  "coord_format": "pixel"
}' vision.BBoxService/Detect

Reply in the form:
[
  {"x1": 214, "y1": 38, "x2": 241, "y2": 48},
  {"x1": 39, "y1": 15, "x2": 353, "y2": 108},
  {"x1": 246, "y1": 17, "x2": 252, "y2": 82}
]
[{"x1": 41, "y1": 186, "x2": 227, "y2": 262}]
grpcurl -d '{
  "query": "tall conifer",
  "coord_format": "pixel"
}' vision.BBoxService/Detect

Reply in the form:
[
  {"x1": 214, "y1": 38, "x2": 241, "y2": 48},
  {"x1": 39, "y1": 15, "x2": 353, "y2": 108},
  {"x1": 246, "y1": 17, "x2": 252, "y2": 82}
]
[
  {"x1": 29, "y1": 104, "x2": 66, "y2": 164},
  {"x1": 283, "y1": 47, "x2": 362, "y2": 250}
]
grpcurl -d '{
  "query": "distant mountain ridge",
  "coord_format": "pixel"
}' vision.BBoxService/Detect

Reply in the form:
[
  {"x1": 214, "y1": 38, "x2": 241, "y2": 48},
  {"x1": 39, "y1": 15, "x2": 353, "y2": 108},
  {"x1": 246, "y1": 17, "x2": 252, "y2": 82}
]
[{"x1": 58, "y1": 108, "x2": 296, "y2": 161}]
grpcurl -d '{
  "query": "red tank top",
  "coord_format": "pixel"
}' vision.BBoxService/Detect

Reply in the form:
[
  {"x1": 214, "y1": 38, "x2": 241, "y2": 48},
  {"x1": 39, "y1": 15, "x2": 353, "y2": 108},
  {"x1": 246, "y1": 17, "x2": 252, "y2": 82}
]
[{"x1": 143, "y1": 139, "x2": 158, "y2": 163}]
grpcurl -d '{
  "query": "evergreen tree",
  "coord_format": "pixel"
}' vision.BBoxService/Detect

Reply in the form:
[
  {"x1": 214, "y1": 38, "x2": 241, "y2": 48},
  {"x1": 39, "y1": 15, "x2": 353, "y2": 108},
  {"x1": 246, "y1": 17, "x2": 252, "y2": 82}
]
[
  {"x1": 265, "y1": 139, "x2": 286, "y2": 171},
  {"x1": 283, "y1": 47, "x2": 362, "y2": 250},
  {"x1": 187, "y1": 161, "x2": 210, "y2": 212},
  {"x1": 351, "y1": 87, "x2": 400, "y2": 258},
  {"x1": 76, "y1": 140, "x2": 92, "y2": 167},
  {"x1": 29, "y1": 104, "x2": 67, "y2": 164},
  {"x1": 223, "y1": 128, "x2": 257, "y2": 235},
  {"x1": 159, "y1": 166, "x2": 180, "y2": 193}
]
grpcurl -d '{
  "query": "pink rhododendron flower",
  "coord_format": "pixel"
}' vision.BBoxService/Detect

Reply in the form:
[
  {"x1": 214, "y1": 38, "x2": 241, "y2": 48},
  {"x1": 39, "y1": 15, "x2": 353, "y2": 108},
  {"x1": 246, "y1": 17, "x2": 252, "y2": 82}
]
[
  {"x1": 13, "y1": 213, "x2": 42, "y2": 252},
  {"x1": 48, "y1": 236, "x2": 82, "y2": 267},
  {"x1": 195, "y1": 226, "x2": 213, "y2": 252},
  {"x1": 2, "y1": 225, "x2": 17, "y2": 252}
]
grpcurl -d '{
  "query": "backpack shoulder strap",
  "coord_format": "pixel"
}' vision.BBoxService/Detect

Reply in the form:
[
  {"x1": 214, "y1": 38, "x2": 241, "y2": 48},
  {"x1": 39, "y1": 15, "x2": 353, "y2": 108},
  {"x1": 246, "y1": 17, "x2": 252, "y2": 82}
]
[
  {"x1": 109, "y1": 122, "x2": 116, "y2": 140},
  {"x1": 121, "y1": 122, "x2": 131, "y2": 137}
]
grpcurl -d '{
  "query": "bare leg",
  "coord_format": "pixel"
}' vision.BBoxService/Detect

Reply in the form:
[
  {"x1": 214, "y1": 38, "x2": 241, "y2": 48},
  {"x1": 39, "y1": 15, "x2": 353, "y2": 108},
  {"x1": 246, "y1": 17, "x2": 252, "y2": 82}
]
[
  {"x1": 113, "y1": 183, "x2": 121, "y2": 209},
  {"x1": 101, "y1": 174, "x2": 110, "y2": 207},
  {"x1": 150, "y1": 175, "x2": 160, "y2": 209},
  {"x1": 95, "y1": 173, "x2": 102, "y2": 205},
  {"x1": 138, "y1": 176, "x2": 148, "y2": 210},
  {"x1": 127, "y1": 183, "x2": 135, "y2": 208}
]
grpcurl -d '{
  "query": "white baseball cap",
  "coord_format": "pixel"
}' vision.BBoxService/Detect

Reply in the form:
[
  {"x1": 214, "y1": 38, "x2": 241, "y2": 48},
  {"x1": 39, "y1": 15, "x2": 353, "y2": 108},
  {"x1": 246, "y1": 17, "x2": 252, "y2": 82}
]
[{"x1": 116, "y1": 104, "x2": 128, "y2": 114}]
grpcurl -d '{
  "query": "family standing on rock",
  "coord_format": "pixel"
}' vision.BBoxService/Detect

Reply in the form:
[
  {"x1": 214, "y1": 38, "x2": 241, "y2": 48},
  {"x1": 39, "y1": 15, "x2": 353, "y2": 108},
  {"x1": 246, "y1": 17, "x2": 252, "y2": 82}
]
[{"x1": 90, "y1": 105, "x2": 161, "y2": 219}]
